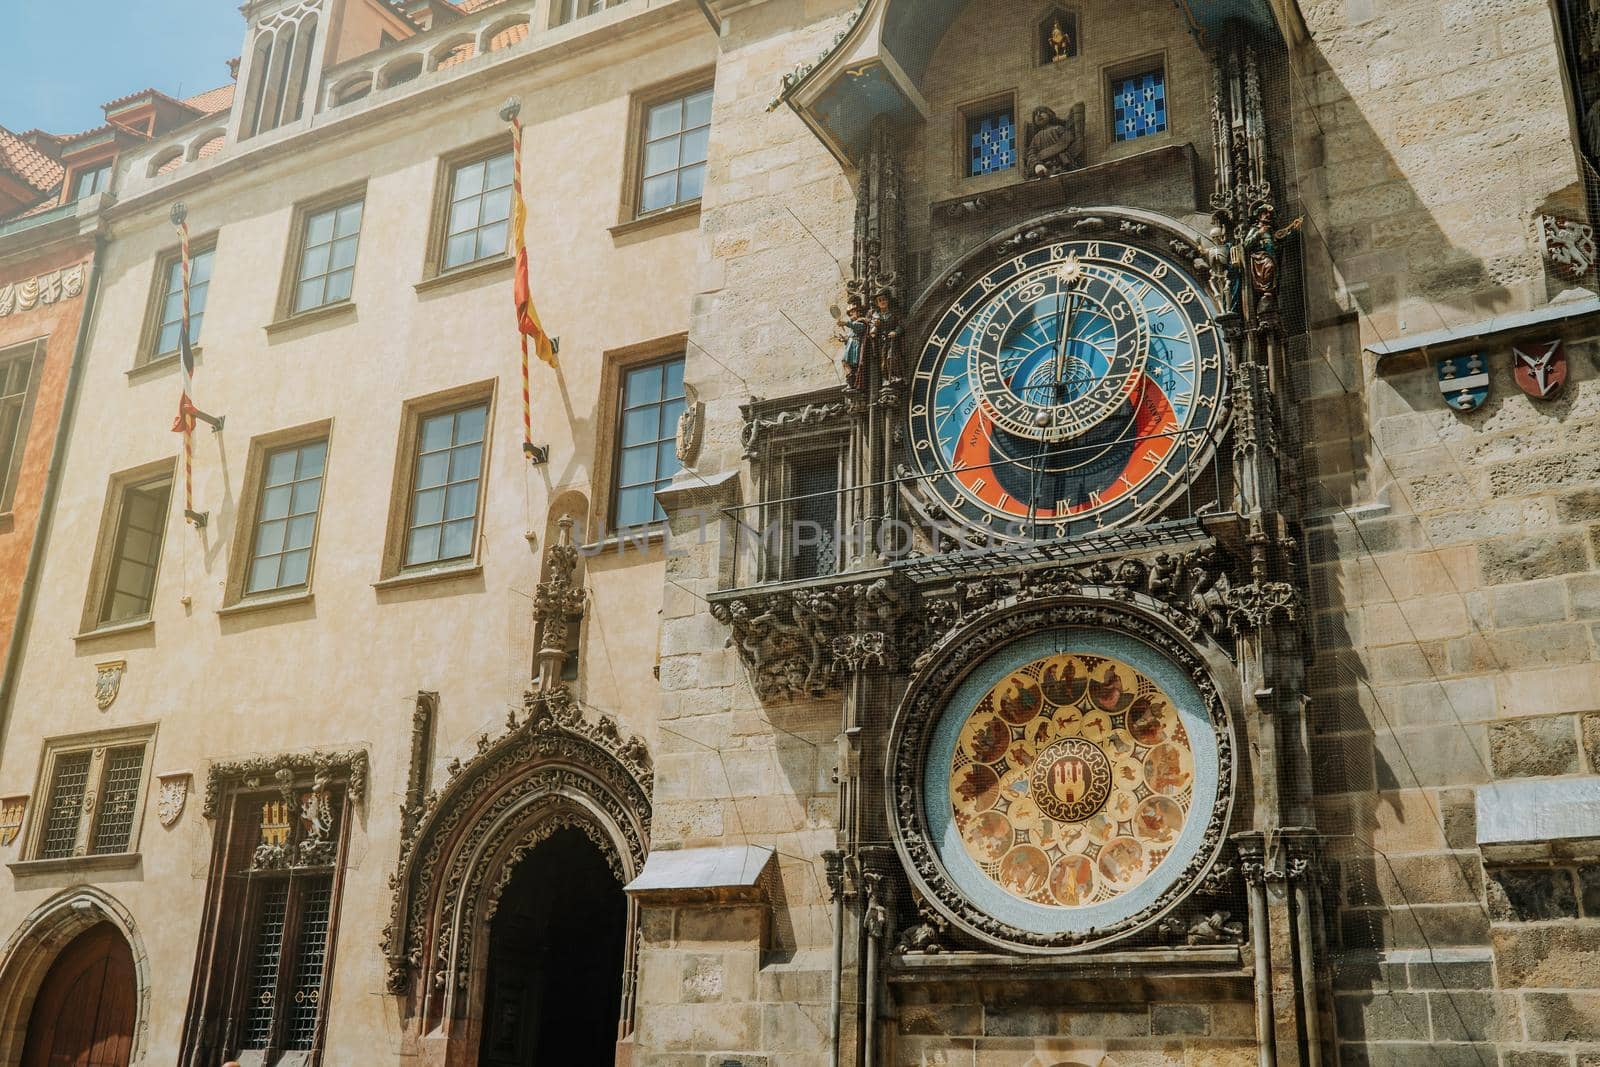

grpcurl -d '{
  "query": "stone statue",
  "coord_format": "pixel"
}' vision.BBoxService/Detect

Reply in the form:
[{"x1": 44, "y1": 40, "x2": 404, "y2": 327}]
[
  {"x1": 832, "y1": 296, "x2": 868, "y2": 390},
  {"x1": 1241, "y1": 201, "x2": 1303, "y2": 313},
  {"x1": 1024, "y1": 104, "x2": 1086, "y2": 178}
]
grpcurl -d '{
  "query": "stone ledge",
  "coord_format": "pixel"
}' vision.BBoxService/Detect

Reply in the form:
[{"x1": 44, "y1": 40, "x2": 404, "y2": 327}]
[
  {"x1": 626, "y1": 844, "x2": 775, "y2": 905},
  {"x1": 1476, "y1": 776, "x2": 1600, "y2": 858},
  {"x1": 10, "y1": 851, "x2": 142, "y2": 877},
  {"x1": 888, "y1": 945, "x2": 1247, "y2": 981},
  {"x1": 263, "y1": 298, "x2": 356, "y2": 337}
]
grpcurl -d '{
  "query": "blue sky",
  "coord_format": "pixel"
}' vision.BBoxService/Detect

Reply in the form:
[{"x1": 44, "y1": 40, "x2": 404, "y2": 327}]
[{"x1": 2, "y1": 2, "x2": 245, "y2": 134}]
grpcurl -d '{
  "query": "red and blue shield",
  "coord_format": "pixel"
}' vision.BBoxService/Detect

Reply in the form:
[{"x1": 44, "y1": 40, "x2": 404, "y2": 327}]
[{"x1": 1512, "y1": 339, "x2": 1568, "y2": 401}]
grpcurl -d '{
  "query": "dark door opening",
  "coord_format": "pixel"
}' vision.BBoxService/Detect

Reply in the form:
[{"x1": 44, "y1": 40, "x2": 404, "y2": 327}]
[
  {"x1": 20, "y1": 921, "x2": 136, "y2": 1067},
  {"x1": 478, "y1": 826, "x2": 627, "y2": 1066}
]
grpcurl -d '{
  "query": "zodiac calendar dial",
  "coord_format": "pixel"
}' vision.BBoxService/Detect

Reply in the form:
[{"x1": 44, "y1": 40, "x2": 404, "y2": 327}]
[
  {"x1": 947, "y1": 651, "x2": 1196, "y2": 911},
  {"x1": 908, "y1": 238, "x2": 1227, "y2": 542}
]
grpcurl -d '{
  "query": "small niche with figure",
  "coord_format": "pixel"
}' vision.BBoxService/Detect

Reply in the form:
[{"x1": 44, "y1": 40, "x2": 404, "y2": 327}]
[{"x1": 1038, "y1": 8, "x2": 1079, "y2": 65}]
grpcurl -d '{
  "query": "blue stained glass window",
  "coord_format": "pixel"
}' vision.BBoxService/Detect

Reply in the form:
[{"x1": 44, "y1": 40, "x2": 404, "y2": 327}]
[
  {"x1": 1112, "y1": 68, "x2": 1168, "y2": 142},
  {"x1": 967, "y1": 107, "x2": 1016, "y2": 177}
]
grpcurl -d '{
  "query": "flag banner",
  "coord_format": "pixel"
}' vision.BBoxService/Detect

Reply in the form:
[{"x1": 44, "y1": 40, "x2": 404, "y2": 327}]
[
  {"x1": 170, "y1": 208, "x2": 199, "y2": 522},
  {"x1": 505, "y1": 99, "x2": 556, "y2": 456}
]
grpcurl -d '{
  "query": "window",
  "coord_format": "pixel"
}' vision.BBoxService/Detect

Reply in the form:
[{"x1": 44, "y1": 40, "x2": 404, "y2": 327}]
[
  {"x1": 246, "y1": 439, "x2": 327, "y2": 595},
  {"x1": 70, "y1": 163, "x2": 112, "y2": 200},
  {"x1": 180, "y1": 755, "x2": 359, "y2": 1065},
  {"x1": 638, "y1": 87, "x2": 711, "y2": 216},
  {"x1": 1112, "y1": 65, "x2": 1168, "y2": 142},
  {"x1": 784, "y1": 452, "x2": 841, "y2": 581},
  {"x1": 0, "y1": 340, "x2": 43, "y2": 512},
  {"x1": 29, "y1": 734, "x2": 154, "y2": 861},
  {"x1": 613, "y1": 356, "x2": 685, "y2": 529},
  {"x1": 292, "y1": 199, "x2": 362, "y2": 313},
  {"x1": 441, "y1": 150, "x2": 513, "y2": 271},
  {"x1": 99, "y1": 476, "x2": 172, "y2": 625},
  {"x1": 150, "y1": 240, "x2": 215, "y2": 359},
  {"x1": 405, "y1": 402, "x2": 487, "y2": 567},
  {"x1": 557, "y1": 0, "x2": 606, "y2": 23},
  {"x1": 966, "y1": 102, "x2": 1017, "y2": 177}
]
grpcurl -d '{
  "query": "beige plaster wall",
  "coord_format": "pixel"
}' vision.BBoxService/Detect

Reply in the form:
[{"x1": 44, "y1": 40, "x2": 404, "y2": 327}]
[{"x1": 0, "y1": 7, "x2": 711, "y2": 1062}]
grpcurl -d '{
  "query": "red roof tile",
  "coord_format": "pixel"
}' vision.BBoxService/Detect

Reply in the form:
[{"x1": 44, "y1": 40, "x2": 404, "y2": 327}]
[
  {"x1": 0, "y1": 126, "x2": 64, "y2": 194},
  {"x1": 455, "y1": 0, "x2": 512, "y2": 11},
  {"x1": 184, "y1": 84, "x2": 236, "y2": 115}
]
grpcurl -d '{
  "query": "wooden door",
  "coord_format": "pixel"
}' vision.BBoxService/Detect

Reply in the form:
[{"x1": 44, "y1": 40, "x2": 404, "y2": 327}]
[{"x1": 20, "y1": 922, "x2": 135, "y2": 1067}]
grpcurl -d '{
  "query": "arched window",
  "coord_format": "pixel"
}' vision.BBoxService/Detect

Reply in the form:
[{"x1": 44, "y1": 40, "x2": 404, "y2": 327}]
[{"x1": 239, "y1": 4, "x2": 323, "y2": 140}]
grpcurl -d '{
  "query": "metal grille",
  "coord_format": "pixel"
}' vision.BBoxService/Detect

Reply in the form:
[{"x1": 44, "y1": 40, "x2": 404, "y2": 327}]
[
  {"x1": 91, "y1": 745, "x2": 145, "y2": 854},
  {"x1": 242, "y1": 883, "x2": 289, "y2": 1050},
  {"x1": 286, "y1": 879, "x2": 333, "y2": 1050},
  {"x1": 39, "y1": 751, "x2": 91, "y2": 859}
]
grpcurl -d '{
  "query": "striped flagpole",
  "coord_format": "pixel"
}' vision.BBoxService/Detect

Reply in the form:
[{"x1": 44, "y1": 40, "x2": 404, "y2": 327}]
[
  {"x1": 170, "y1": 203, "x2": 222, "y2": 528},
  {"x1": 500, "y1": 97, "x2": 556, "y2": 465}
]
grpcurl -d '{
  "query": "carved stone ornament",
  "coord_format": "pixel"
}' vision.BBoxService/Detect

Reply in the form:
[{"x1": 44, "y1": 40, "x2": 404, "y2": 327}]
[
  {"x1": 710, "y1": 575, "x2": 913, "y2": 701},
  {"x1": 675, "y1": 382, "x2": 705, "y2": 469},
  {"x1": 886, "y1": 590, "x2": 1237, "y2": 954},
  {"x1": 0, "y1": 795, "x2": 25, "y2": 847},
  {"x1": 0, "y1": 262, "x2": 89, "y2": 318},
  {"x1": 381, "y1": 685, "x2": 652, "y2": 999},
  {"x1": 739, "y1": 397, "x2": 849, "y2": 458},
  {"x1": 156, "y1": 772, "x2": 190, "y2": 828},
  {"x1": 1538, "y1": 213, "x2": 1598, "y2": 281},
  {"x1": 203, "y1": 749, "x2": 368, "y2": 820},
  {"x1": 94, "y1": 660, "x2": 126, "y2": 711}
]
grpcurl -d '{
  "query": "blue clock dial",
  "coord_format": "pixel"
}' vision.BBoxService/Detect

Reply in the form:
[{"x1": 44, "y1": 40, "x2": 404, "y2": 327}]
[{"x1": 908, "y1": 238, "x2": 1227, "y2": 542}]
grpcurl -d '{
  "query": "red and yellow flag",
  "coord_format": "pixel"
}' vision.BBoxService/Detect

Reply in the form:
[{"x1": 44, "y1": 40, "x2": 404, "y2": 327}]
[{"x1": 507, "y1": 105, "x2": 556, "y2": 454}]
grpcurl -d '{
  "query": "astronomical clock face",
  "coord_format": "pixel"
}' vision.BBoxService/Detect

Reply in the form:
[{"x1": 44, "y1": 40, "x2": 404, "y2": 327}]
[
  {"x1": 902, "y1": 625, "x2": 1230, "y2": 950},
  {"x1": 908, "y1": 238, "x2": 1226, "y2": 542}
]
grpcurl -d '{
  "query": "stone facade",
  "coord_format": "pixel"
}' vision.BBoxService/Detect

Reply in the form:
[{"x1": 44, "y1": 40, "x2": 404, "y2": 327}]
[{"x1": 1, "y1": 0, "x2": 1599, "y2": 1065}]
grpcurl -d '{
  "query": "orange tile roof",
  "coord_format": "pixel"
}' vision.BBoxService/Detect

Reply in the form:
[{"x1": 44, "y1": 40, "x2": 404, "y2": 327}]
[
  {"x1": 0, "y1": 126, "x2": 64, "y2": 194},
  {"x1": 487, "y1": 21, "x2": 529, "y2": 51},
  {"x1": 184, "y1": 84, "x2": 236, "y2": 115},
  {"x1": 455, "y1": 0, "x2": 513, "y2": 11}
]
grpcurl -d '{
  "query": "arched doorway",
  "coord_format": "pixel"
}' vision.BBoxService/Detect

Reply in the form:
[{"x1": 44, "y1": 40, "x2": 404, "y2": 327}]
[
  {"x1": 478, "y1": 827, "x2": 628, "y2": 1065},
  {"x1": 19, "y1": 922, "x2": 135, "y2": 1067}
]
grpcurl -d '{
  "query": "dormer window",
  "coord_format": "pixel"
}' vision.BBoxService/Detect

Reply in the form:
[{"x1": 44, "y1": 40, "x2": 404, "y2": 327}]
[{"x1": 69, "y1": 163, "x2": 112, "y2": 201}]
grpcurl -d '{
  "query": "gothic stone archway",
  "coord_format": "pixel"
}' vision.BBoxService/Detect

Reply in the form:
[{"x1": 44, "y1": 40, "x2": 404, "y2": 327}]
[
  {"x1": 383, "y1": 687, "x2": 652, "y2": 1065},
  {"x1": 0, "y1": 887, "x2": 151, "y2": 1067}
]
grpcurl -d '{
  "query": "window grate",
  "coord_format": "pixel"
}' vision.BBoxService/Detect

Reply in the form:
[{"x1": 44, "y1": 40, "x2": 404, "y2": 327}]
[
  {"x1": 242, "y1": 884, "x2": 289, "y2": 1049},
  {"x1": 39, "y1": 751, "x2": 91, "y2": 859},
  {"x1": 285, "y1": 879, "x2": 333, "y2": 1050},
  {"x1": 967, "y1": 107, "x2": 1016, "y2": 176},
  {"x1": 1112, "y1": 68, "x2": 1168, "y2": 142},
  {"x1": 91, "y1": 745, "x2": 146, "y2": 854}
]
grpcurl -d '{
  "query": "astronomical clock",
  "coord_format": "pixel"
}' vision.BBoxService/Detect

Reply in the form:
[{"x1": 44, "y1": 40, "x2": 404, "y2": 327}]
[{"x1": 885, "y1": 212, "x2": 1243, "y2": 954}]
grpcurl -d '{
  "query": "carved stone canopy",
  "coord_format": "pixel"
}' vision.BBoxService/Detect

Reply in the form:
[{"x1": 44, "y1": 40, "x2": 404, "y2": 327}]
[
  {"x1": 381, "y1": 686, "x2": 652, "y2": 1009},
  {"x1": 203, "y1": 749, "x2": 368, "y2": 820},
  {"x1": 885, "y1": 585, "x2": 1239, "y2": 954}
]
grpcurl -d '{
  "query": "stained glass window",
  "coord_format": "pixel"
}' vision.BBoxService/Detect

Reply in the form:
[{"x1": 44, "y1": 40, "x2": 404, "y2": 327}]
[
  {"x1": 613, "y1": 356, "x2": 685, "y2": 528},
  {"x1": 967, "y1": 106, "x2": 1016, "y2": 177},
  {"x1": 1112, "y1": 68, "x2": 1168, "y2": 142}
]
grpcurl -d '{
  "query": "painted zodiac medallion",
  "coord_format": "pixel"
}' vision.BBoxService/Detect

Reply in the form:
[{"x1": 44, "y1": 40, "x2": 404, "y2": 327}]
[
  {"x1": 899, "y1": 617, "x2": 1231, "y2": 951},
  {"x1": 947, "y1": 648, "x2": 1197, "y2": 911}
]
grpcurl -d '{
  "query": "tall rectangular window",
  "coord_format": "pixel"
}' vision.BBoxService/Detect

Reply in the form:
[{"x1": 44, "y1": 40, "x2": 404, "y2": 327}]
[
  {"x1": 246, "y1": 439, "x2": 327, "y2": 594},
  {"x1": 966, "y1": 103, "x2": 1016, "y2": 176},
  {"x1": 293, "y1": 199, "x2": 362, "y2": 313},
  {"x1": 613, "y1": 356, "x2": 684, "y2": 529},
  {"x1": 787, "y1": 452, "x2": 841, "y2": 581},
  {"x1": 99, "y1": 476, "x2": 172, "y2": 625},
  {"x1": 405, "y1": 402, "x2": 487, "y2": 567},
  {"x1": 0, "y1": 341, "x2": 41, "y2": 511},
  {"x1": 1112, "y1": 66, "x2": 1168, "y2": 142},
  {"x1": 153, "y1": 243, "x2": 215, "y2": 358},
  {"x1": 29, "y1": 735, "x2": 155, "y2": 862},
  {"x1": 638, "y1": 87, "x2": 711, "y2": 216},
  {"x1": 442, "y1": 151, "x2": 513, "y2": 271},
  {"x1": 71, "y1": 163, "x2": 112, "y2": 200},
  {"x1": 182, "y1": 765, "x2": 355, "y2": 1064},
  {"x1": 557, "y1": 0, "x2": 605, "y2": 23}
]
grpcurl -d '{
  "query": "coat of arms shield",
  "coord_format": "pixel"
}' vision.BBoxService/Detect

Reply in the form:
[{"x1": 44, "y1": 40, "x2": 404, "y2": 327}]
[
  {"x1": 1512, "y1": 339, "x2": 1568, "y2": 401},
  {"x1": 95, "y1": 660, "x2": 126, "y2": 710},
  {"x1": 1437, "y1": 353, "x2": 1490, "y2": 412}
]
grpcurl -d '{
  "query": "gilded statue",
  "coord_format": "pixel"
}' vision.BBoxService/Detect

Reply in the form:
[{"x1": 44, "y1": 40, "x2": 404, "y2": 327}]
[{"x1": 1047, "y1": 17, "x2": 1073, "y2": 61}]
